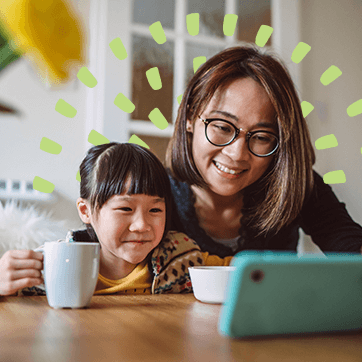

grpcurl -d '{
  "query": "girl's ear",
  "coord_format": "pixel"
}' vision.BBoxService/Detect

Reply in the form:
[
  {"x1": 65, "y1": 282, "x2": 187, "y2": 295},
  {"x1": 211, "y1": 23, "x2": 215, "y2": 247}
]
[
  {"x1": 76, "y1": 198, "x2": 92, "y2": 224},
  {"x1": 186, "y1": 119, "x2": 193, "y2": 133}
]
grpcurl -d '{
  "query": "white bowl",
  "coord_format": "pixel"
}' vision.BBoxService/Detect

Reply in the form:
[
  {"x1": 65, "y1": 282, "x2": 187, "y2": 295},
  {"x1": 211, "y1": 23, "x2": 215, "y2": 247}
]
[{"x1": 189, "y1": 266, "x2": 236, "y2": 304}]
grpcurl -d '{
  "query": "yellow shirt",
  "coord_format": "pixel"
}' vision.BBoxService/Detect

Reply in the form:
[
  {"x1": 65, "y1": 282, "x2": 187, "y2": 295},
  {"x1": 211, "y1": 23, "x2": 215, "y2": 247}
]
[
  {"x1": 95, "y1": 259, "x2": 153, "y2": 295},
  {"x1": 94, "y1": 252, "x2": 233, "y2": 295}
]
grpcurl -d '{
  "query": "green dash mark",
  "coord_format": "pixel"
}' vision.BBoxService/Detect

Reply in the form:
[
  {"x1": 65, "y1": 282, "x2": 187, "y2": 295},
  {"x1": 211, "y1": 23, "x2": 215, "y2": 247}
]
[
  {"x1": 223, "y1": 14, "x2": 238, "y2": 37},
  {"x1": 255, "y1": 25, "x2": 273, "y2": 47},
  {"x1": 76, "y1": 170, "x2": 81, "y2": 182},
  {"x1": 77, "y1": 67, "x2": 98, "y2": 88},
  {"x1": 148, "y1": 108, "x2": 168, "y2": 130},
  {"x1": 88, "y1": 130, "x2": 110, "y2": 146},
  {"x1": 320, "y1": 65, "x2": 342, "y2": 86},
  {"x1": 40, "y1": 137, "x2": 62, "y2": 154},
  {"x1": 291, "y1": 42, "x2": 311, "y2": 64},
  {"x1": 33, "y1": 176, "x2": 55, "y2": 193},
  {"x1": 128, "y1": 135, "x2": 150, "y2": 149},
  {"x1": 149, "y1": 21, "x2": 166, "y2": 44},
  {"x1": 193, "y1": 56, "x2": 206, "y2": 73},
  {"x1": 177, "y1": 94, "x2": 183, "y2": 104},
  {"x1": 114, "y1": 93, "x2": 135, "y2": 113},
  {"x1": 323, "y1": 170, "x2": 346, "y2": 184},
  {"x1": 109, "y1": 37, "x2": 128, "y2": 60},
  {"x1": 55, "y1": 99, "x2": 77, "y2": 118},
  {"x1": 347, "y1": 99, "x2": 362, "y2": 117},
  {"x1": 146, "y1": 67, "x2": 162, "y2": 90},
  {"x1": 301, "y1": 101, "x2": 314, "y2": 117},
  {"x1": 315, "y1": 134, "x2": 338, "y2": 150},
  {"x1": 187, "y1": 13, "x2": 199, "y2": 36}
]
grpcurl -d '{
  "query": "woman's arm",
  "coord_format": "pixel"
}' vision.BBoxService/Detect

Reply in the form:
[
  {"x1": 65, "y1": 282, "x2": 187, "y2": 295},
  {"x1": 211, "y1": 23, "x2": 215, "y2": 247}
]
[{"x1": 300, "y1": 171, "x2": 362, "y2": 252}]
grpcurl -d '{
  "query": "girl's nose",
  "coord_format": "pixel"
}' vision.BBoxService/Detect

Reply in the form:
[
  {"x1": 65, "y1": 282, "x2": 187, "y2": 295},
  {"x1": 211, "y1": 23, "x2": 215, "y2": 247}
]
[
  {"x1": 128, "y1": 213, "x2": 152, "y2": 233},
  {"x1": 222, "y1": 136, "x2": 250, "y2": 161}
]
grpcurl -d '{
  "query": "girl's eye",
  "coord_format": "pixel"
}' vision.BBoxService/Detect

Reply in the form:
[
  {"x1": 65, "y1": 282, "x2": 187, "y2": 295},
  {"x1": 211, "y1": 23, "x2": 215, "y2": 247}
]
[
  {"x1": 150, "y1": 208, "x2": 164, "y2": 213},
  {"x1": 118, "y1": 207, "x2": 132, "y2": 212}
]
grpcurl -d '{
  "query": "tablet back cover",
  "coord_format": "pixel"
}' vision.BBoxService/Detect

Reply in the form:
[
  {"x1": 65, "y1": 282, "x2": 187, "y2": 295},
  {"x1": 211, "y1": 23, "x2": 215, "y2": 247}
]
[{"x1": 218, "y1": 252, "x2": 362, "y2": 338}]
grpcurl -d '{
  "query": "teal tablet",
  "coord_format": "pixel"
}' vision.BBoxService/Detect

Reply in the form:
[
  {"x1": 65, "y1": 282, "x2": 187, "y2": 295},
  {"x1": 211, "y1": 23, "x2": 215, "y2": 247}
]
[{"x1": 218, "y1": 251, "x2": 362, "y2": 338}]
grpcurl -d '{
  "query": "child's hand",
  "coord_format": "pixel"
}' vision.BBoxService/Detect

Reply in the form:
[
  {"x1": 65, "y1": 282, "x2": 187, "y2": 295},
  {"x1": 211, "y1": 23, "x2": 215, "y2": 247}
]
[{"x1": 0, "y1": 250, "x2": 44, "y2": 296}]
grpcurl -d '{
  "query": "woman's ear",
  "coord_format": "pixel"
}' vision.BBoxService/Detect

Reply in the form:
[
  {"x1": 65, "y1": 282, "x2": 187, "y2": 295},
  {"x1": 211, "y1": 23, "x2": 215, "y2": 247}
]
[
  {"x1": 76, "y1": 198, "x2": 92, "y2": 224},
  {"x1": 186, "y1": 119, "x2": 193, "y2": 133}
]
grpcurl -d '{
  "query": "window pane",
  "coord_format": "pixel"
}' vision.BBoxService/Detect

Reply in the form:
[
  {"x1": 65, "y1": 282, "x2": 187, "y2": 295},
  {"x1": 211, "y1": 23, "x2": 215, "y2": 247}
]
[
  {"x1": 131, "y1": 134, "x2": 170, "y2": 163},
  {"x1": 237, "y1": 0, "x2": 271, "y2": 45},
  {"x1": 187, "y1": 0, "x2": 225, "y2": 38},
  {"x1": 132, "y1": 0, "x2": 175, "y2": 29},
  {"x1": 185, "y1": 43, "x2": 224, "y2": 87},
  {"x1": 131, "y1": 35, "x2": 174, "y2": 123}
]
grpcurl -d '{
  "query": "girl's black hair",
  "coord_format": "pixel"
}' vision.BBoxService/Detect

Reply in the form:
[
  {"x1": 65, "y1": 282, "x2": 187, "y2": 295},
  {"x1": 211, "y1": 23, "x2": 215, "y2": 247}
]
[{"x1": 79, "y1": 142, "x2": 172, "y2": 241}]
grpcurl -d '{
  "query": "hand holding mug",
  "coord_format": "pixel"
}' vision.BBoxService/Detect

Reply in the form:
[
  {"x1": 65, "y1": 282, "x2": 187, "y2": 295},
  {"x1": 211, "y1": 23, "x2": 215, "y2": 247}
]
[{"x1": 0, "y1": 249, "x2": 43, "y2": 296}]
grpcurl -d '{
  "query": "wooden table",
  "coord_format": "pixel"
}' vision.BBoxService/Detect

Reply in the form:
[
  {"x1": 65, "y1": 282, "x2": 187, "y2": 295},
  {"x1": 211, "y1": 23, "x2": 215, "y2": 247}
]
[{"x1": 1, "y1": 294, "x2": 362, "y2": 362}]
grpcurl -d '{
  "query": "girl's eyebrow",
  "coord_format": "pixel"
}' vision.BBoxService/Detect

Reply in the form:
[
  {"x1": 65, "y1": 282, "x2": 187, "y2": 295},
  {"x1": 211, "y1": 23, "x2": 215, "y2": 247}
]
[
  {"x1": 110, "y1": 195, "x2": 165, "y2": 203},
  {"x1": 152, "y1": 198, "x2": 165, "y2": 203},
  {"x1": 208, "y1": 110, "x2": 277, "y2": 130}
]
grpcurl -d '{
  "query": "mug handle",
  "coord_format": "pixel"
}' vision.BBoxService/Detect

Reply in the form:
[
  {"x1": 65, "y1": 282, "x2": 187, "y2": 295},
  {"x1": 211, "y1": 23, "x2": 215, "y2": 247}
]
[{"x1": 33, "y1": 246, "x2": 45, "y2": 253}]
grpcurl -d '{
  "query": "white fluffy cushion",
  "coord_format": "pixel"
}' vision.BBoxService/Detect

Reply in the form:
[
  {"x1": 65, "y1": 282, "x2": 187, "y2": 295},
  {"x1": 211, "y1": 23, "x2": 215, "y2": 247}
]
[{"x1": 0, "y1": 201, "x2": 68, "y2": 257}]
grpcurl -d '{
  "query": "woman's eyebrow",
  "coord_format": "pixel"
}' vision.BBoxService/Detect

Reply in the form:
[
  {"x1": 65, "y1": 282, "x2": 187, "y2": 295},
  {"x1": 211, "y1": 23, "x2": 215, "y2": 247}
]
[
  {"x1": 209, "y1": 110, "x2": 277, "y2": 130},
  {"x1": 209, "y1": 110, "x2": 238, "y2": 121}
]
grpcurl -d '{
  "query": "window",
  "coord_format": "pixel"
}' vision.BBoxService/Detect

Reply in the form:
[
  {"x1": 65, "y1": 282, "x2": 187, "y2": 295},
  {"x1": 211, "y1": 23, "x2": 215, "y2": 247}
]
[{"x1": 87, "y1": 0, "x2": 300, "y2": 162}]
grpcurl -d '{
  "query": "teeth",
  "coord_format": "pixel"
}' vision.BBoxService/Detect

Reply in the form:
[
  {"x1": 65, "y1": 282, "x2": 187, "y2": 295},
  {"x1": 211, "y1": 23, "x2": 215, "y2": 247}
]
[{"x1": 214, "y1": 161, "x2": 242, "y2": 175}]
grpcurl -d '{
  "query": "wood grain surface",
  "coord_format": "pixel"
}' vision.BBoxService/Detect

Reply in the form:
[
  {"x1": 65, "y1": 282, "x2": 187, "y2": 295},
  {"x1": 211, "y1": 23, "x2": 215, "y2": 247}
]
[{"x1": 1, "y1": 294, "x2": 361, "y2": 362}]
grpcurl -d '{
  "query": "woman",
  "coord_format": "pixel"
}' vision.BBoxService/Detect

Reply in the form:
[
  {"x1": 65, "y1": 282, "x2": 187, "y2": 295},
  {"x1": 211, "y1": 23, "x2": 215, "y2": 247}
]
[{"x1": 166, "y1": 46, "x2": 362, "y2": 257}]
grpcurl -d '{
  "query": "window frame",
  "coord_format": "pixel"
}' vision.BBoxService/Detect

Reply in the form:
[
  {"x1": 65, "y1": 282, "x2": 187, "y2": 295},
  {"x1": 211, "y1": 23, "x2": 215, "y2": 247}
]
[{"x1": 85, "y1": 0, "x2": 301, "y2": 152}]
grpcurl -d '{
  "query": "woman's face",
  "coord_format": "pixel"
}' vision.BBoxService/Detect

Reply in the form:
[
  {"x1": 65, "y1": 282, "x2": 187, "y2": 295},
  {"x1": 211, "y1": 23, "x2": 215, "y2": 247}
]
[{"x1": 187, "y1": 77, "x2": 277, "y2": 197}]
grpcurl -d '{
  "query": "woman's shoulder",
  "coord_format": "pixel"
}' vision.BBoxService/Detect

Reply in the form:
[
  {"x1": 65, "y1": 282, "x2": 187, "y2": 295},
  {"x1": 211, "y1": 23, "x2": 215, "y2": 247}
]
[
  {"x1": 308, "y1": 169, "x2": 340, "y2": 203},
  {"x1": 168, "y1": 173, "x2": 192, "y2": 196},
  {"x1": 167, "y1": 173, "x2": 195, "y2": 220}
]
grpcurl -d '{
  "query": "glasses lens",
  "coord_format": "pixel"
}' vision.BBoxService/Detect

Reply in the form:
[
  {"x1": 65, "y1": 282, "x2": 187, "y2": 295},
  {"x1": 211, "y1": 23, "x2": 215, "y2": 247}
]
[
  {"x1": 249, "y1": 132, "x2": 278, "y2": 156},
  {"x1": 206, "y1": 120, "x2": 235, "y2": 145}
]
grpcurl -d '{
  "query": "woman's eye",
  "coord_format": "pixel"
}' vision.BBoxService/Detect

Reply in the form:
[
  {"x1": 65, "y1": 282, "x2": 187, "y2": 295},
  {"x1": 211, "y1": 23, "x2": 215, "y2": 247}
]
[
  {"x1": 254, "y1": 134, "x2": 272, "y2": 143},
  {"x1": 212, "y1": 122, "x2": 233, "y2": 133}
]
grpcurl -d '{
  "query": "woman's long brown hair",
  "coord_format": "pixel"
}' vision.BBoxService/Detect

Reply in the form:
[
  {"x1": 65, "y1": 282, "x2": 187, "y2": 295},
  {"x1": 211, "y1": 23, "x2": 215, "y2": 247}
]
[{"x1": 166, "y1": 45, "x2": 315, "y2": 236}]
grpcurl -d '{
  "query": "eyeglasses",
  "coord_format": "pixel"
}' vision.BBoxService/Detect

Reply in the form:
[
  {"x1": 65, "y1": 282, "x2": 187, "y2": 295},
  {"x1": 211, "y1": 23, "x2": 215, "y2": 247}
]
[{"x1": 199, "y1": 116, "x2": 279, "y2": 157}]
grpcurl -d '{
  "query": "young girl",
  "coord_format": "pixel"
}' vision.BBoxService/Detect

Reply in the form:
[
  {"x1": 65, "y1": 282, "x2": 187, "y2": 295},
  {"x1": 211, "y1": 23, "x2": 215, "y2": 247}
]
[{"x1": 0, "y1": 142, "x2": 231, "y2": 296}]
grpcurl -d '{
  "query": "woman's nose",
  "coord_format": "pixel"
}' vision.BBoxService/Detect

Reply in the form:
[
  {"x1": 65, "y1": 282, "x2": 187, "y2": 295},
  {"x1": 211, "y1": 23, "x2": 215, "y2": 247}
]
[
  {"x1": 222, "y1": 135, "x2": 250, "y2": 161},
  {"x1": 128, "y1": 213, "x2": 151, "y2": 233}
]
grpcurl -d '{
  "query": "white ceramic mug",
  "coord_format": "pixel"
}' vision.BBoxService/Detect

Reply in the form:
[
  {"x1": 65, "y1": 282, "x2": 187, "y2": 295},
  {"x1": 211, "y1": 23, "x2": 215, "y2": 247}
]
[{"x1": 36, "y1": 241, "x2": 100, "y2": 309}]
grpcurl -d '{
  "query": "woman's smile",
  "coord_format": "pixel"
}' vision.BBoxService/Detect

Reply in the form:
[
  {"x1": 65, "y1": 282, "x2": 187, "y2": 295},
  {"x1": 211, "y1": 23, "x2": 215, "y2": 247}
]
[{"x1": 212, "y1": 160, "x2": 247, "y2": 177}]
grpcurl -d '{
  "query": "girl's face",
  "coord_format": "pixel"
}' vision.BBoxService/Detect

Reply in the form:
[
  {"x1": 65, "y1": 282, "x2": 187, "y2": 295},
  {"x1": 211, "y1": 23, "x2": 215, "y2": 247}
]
[
  {"x1": 78, "y1": 193, "x2": 166, "y2": 266},
  {"x1": 187, "y1": 77, "x2": 277, "y2": 197}
]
